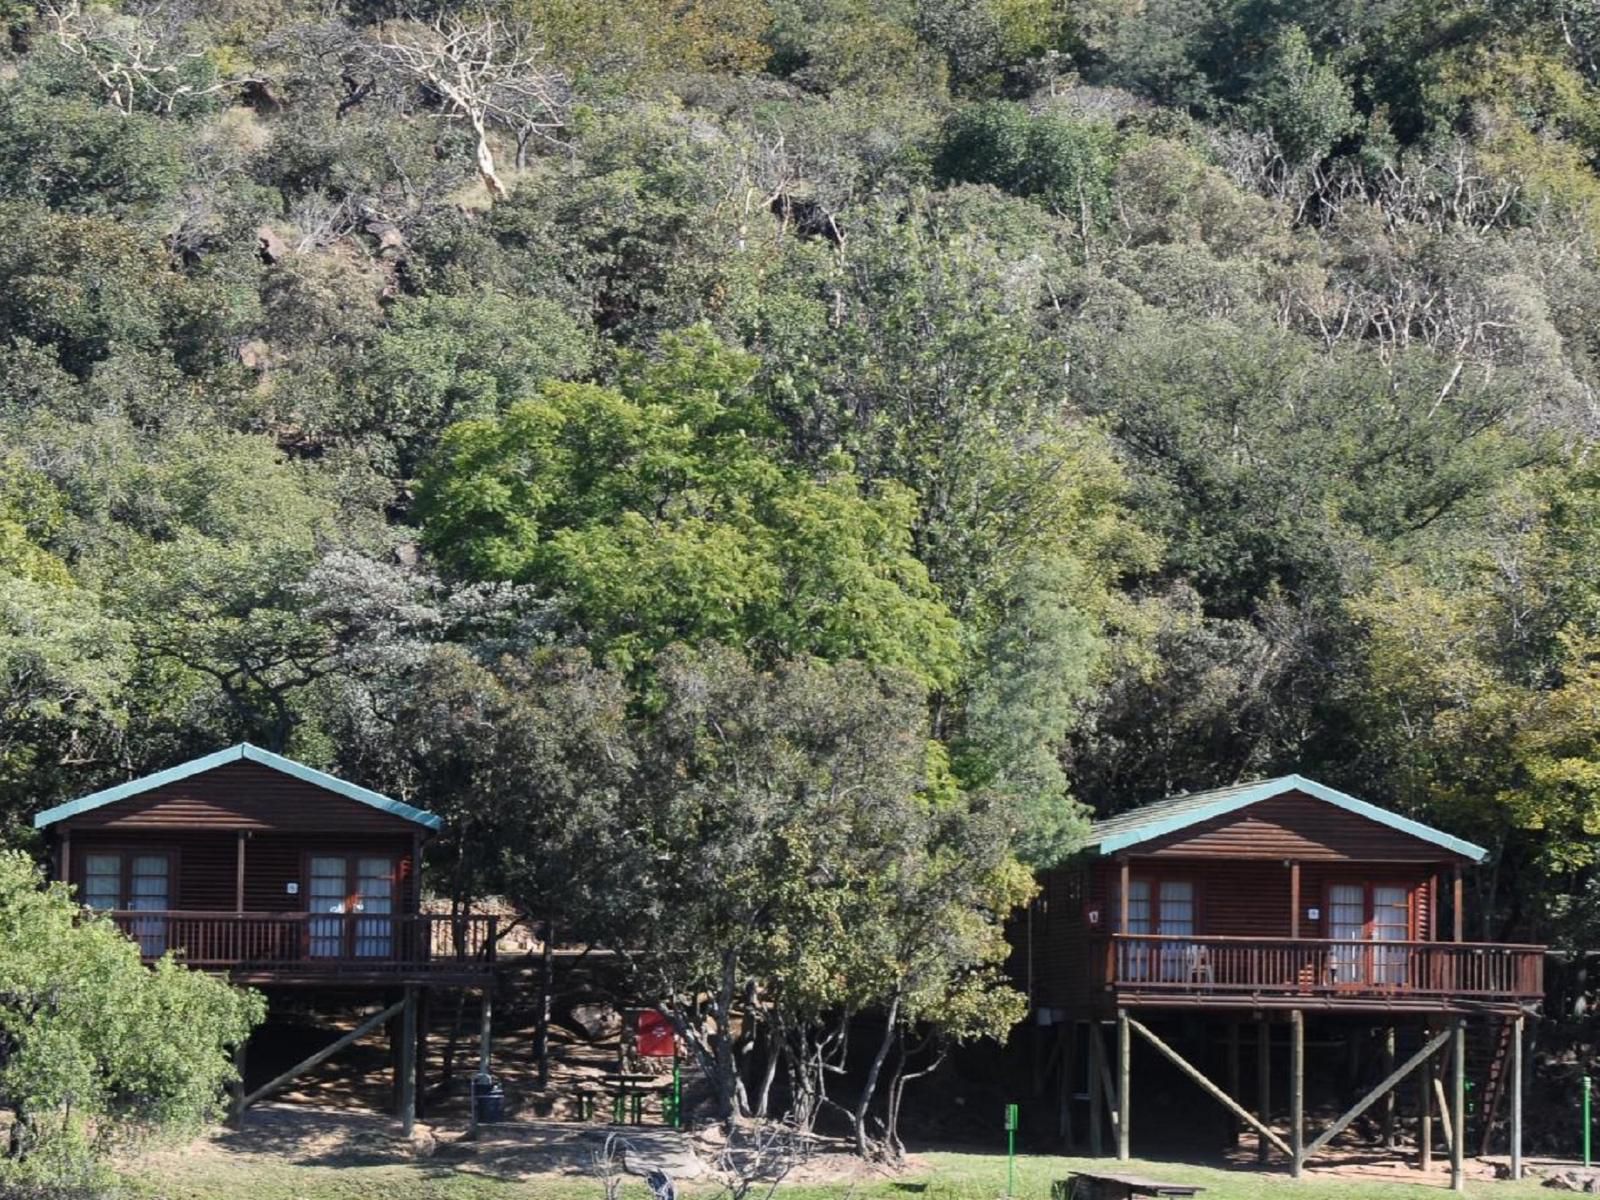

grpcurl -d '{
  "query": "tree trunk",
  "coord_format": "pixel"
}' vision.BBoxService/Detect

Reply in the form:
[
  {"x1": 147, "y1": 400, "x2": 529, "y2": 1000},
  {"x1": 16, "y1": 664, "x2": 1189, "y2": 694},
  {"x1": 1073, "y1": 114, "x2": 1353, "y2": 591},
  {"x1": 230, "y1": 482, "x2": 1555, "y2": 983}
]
[
  {"x1": 854, "y1": 993, "x2": 901, "y2": 1158},
  {"x1": 713, "y1": 949, "x2": 741, "y2": 1125},
  {"x1": 535, "y1": 914, "x2": 554, "y2": 1089}
]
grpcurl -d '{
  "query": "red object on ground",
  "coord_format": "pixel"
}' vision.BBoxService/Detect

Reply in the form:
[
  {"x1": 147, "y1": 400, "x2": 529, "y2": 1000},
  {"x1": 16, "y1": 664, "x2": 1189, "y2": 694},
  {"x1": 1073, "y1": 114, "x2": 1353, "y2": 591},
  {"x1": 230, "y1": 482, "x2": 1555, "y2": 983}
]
[{"x1": 637, "y1": 1008, "x2": 675, "y2": 1058}]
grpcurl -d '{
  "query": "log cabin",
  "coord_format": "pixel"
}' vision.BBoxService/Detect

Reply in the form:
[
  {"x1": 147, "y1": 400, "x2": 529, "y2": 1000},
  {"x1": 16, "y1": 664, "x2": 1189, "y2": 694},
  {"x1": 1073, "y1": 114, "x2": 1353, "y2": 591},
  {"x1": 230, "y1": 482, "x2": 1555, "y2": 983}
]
[
  {"x1": 1030, "y1": 775, "x2": 1544, "y2": 1188},
  {"x1": 33, "y1": 743, "x2": 496, "y2": 985},
  {"x1": 32, "y1": 743, "x2": 498, "y2": 1128}
]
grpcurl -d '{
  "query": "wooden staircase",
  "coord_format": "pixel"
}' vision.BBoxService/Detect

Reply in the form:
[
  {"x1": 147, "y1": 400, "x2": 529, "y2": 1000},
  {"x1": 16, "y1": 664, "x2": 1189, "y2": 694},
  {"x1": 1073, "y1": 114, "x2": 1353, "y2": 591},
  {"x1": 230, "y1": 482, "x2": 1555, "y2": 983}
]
[{"x1": 1475, "y1": 1016, "x2": 1518, "y2": 1156}]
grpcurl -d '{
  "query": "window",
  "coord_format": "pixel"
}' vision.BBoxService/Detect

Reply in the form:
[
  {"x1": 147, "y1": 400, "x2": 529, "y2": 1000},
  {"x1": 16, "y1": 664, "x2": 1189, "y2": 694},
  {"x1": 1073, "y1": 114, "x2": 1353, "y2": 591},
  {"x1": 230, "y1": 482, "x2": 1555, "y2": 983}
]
[
  {"x1": 306, "y1": 854, "x2": 399, "y2": 959},
  {"x1": 80, "y1": 851, "x2": 171, "y2": 956}
]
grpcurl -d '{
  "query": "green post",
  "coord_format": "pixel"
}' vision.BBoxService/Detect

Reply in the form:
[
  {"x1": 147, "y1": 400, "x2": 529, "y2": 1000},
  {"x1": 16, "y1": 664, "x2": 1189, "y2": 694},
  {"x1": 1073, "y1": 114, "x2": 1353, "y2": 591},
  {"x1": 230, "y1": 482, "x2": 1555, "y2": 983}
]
[
  {"x1": 673, "y1": 1054, "x2": 682, "y2": 1129},
  {"x1": 1005, "y1": 1103, "x2": 1019, "y2": 1198},
  {"x1": 1586, "y1": 1075, "x2": 1592, "y2": 1169}
]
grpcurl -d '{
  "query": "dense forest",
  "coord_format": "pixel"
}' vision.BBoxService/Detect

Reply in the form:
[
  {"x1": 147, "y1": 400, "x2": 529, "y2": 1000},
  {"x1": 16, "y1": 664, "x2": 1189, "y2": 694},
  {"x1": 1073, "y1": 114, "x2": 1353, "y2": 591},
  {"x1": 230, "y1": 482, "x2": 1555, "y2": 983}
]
[{"x1": 4, "y1": 0, "x2": 1600, "y2": 1155}]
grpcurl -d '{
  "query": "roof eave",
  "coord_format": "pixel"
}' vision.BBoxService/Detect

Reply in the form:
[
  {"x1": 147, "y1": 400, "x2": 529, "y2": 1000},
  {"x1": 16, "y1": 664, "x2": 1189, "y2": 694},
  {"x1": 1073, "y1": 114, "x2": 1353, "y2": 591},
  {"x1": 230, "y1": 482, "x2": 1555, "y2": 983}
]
[
  {"x1": 1085, "y1": 774, "x2": 1488, "y2": 864},
  {"x1": 33, "y1": 743, "x2": 443, "y2": 832}
]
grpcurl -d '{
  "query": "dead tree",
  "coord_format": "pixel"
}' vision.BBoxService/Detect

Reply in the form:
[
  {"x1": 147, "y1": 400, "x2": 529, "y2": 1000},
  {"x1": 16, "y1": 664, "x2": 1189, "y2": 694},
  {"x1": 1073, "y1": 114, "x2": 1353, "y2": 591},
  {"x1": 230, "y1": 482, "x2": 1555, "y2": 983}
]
[
  {"x1": 44, "y1": 1, "x2": 258, "y2": 115},
  {"x1": 369, "y1": 13, "x2": 570, "y2": 198}
]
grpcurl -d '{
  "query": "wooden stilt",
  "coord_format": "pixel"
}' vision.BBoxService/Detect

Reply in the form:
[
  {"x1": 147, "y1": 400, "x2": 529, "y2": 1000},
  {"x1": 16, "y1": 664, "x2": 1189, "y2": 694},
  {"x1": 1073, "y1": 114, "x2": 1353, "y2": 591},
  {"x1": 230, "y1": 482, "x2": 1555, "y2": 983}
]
[
  {"x1": 1450, "y1": 1019, "x2": 1466, "y2": 1193},
  {"x1": 478, "y1": 985, "x2": 493, "y2": 1077},
  {"x1": 1420, "y1": 1022, "x2": 1433, "y2": 1171},
  {"x1": 399, "y1": 985, "x2": 418, "y2": 1136},
  {"x1": 1116, "y1": 1009, "x2": 1131, "y2": 1162},
  {"x1": 1290, "y1": 1010, "x2": 1304, "y2": 1178},
  {"x1": 1227, "y1": 1022, "x2": 1242, "y2": 1148},
  {"x1": 415, "y1": 988, "x2": 430, "y2": 1120},
  {"x1": 1061, "y1": 1022, "x2": 1078, "y2": 1147},
  {"x1": 1511, "y1": 1015, "x2": 1524, "y2": 1182},
  {"x1": 1124, "y1": 1017, "x2": 1291, "y2": 1156},
  {"x1": 1382, "y1": 1027, "x2": 1397, "y2": 1148},
  {"x1": 1088, "y1": 1021, "x2": 1104, "y2": 1157},
  {"x1": 1257, "y1": 1018, "x2": 1272, "y2": 1164},
  {"x1": 228, "y1": 1038, "x2": 248, "y2": 1127}
]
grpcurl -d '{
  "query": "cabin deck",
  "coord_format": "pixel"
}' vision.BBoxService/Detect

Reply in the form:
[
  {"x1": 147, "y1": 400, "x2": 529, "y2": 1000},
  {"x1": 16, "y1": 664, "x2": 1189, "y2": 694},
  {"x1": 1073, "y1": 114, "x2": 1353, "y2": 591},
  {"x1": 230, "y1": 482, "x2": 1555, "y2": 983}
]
[
  {"x1": 1088, "y1": 933, "x2": 1542, "y2": 1014},
  {"x1": 107, "y1": 910, "x2": 498, "y2": 985}
]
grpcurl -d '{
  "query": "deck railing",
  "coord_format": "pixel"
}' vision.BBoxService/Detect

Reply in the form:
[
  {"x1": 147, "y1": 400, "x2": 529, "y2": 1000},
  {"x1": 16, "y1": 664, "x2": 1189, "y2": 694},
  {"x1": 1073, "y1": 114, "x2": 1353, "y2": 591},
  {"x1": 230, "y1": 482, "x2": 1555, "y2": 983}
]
[
  {"x1": 104, "y1": 910, "x2": 498, "y2": 975},
  {"x1": 1092, "y1": 934, "x2": 1543, "y2": 1002}
]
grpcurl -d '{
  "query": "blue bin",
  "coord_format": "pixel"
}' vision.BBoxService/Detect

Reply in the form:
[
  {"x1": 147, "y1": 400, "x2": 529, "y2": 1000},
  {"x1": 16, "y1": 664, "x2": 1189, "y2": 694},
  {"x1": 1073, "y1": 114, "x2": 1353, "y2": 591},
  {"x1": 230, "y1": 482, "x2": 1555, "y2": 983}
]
[{"x1": 472, "y1": 1074, "x2": 505, "y2": 1124}]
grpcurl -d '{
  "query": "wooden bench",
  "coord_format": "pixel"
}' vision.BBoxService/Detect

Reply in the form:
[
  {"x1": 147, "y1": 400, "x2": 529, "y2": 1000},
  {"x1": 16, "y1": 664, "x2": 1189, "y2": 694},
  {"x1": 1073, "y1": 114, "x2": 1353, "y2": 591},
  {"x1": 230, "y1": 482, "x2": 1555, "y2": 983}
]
[{"x1": 1057, "y1": 1171, "x2": 1204, "y2": 1200}]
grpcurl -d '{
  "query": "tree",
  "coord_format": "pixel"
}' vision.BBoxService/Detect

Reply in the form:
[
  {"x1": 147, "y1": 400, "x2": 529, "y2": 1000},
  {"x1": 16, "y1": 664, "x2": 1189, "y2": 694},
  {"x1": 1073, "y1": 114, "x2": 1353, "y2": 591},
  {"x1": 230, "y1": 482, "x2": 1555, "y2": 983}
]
[
  {"x1": 416, "y1": 328, "x2": 960, "y2": 686},
  {"x1": 576, "y1": 645, "x2": 1029, "y2": 1152},
  {"x1": 0, "y1": 851, "x2": 262, "y2": 1197},
  {"x1": 368, "y1": 13, "x2": 571, "y2": 197}
]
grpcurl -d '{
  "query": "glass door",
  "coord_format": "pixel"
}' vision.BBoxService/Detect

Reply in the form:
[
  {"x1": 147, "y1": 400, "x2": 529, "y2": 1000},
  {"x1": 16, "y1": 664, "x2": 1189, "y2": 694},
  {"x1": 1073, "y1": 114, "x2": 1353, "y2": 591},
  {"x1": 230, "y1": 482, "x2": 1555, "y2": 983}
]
[
  {"x1": 1329, "y1": 883, "x2": 1366, "y2": 983},
  {"x1": 1371, "y1": 885, "x2": 1410, "y2": 986},
  {"x1": 128, "y1": 854, "x2": 170, "y2": 956},
  {"x1": 1156, "y1": 880, "x2": 1195, "y2": 981},
  {"x1": 308, "y1": 855, "x2": 349, "y2": 959},
  {"x1": 1119, "y1": 878, "x2": 1152, "y2": 980},
  {"x1": 353, "y1": 857, "x2": 394, "y2": 958},
  {"x1": 80, "y1": 851, "x2": 169, "y2": 955}
]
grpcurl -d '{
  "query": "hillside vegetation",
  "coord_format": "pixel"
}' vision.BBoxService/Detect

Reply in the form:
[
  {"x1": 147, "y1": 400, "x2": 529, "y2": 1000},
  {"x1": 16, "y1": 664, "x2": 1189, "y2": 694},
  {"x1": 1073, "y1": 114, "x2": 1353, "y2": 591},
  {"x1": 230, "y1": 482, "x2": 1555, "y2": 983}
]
[{"x1": 4, "y1": 0, "x2": 1600, "y2": 1159}]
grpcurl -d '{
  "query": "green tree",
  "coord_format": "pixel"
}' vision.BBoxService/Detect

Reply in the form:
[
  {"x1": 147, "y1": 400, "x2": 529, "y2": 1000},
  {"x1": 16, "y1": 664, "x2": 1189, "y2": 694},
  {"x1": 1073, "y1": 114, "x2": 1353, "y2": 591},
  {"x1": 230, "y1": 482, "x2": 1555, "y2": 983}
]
[
  {"x1": 417, "y1": 328, "x2": 960, "y2": 685},
  {"x1": 0, "y1": 851, "x2": 262, "y2": 1195}
]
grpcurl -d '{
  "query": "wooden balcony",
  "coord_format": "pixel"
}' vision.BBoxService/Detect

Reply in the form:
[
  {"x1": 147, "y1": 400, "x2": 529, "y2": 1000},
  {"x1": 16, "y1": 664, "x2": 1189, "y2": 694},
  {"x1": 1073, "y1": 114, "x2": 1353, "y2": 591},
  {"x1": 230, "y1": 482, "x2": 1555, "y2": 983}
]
[
  {"x1": 1092, "y1": 934, "x2": 1543, "y2": 1014},
  {"x1": 106, "y1": 910, "x2": 498, "y2": 985}
]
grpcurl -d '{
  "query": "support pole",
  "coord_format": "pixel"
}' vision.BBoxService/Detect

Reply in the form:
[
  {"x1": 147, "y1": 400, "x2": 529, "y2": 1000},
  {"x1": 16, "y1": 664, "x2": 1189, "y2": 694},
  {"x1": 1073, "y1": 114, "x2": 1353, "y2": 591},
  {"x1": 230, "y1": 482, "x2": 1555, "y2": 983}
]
[
  {"x1": 1453, "y1": 865, "x2": 1464, "y2": 943},
  {"x1": 1450, "y1": 1018, "x2": 1465, "y2": 1193},
  {"x1": 1420, "y1": 1022, "x2": 1433, "y2": 1171},
  {"x1": 235, "y1": 831, "x2": 246, "y2": 913},
  {"x1": 1257, "y1": 1019, "x2": 1272, "y2": 1164},
  {"x1": 399, "y1": 986, "x2": 417, "y2": 1137},
  {"x1": 1119, "y1": 860, "x2": 1130, "y2": 932},
  {"x1": 228, "y1": 1038, "x2": 248, "y2": 1126},
  {"x1": 241, "y1": 997, "x2": 407, "y2": 1112},
  {"x1": 1061, "y1": 1023, "x2": 1078, "y2": 1146},
  {"x1": 469, "y1": 984, "x2": 493, "y2": 1135},
  {"x1": 1125, "y1": 1017, "x2": 1292, "y2": 1157},
  {"x1": 479, "y1": 985, "x2": 493, "y2": 1076},
  {"x1": 1382, "y1": 1027, "x2": 1397, "y2": 1149},
  {"x1": 1510, "y1": 1015, "x2": 1523, "y2": 1182},
  {"x1": 1289, "y1": 862, "x2": 1301, "y2": 939},
  {"x1": 1227, "y1": 1022, "x2": 1242, "y2": 1148},
  {"x1": 1088, "y1": 1022, "x2": 1104, "y2": 1157},
  {"x1": 1116, "y1": 1009, "x2": 1131, "y2": 1162},
  {"x1": 1290, "y1": 1010, "x2": 1304, "y2": 1178}
]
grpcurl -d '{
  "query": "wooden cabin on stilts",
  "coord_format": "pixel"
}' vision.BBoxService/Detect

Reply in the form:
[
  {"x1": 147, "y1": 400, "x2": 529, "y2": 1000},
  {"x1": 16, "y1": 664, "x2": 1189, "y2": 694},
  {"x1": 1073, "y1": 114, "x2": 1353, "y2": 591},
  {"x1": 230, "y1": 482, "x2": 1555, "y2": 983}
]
[
  {"x1": 1031, "y1": 775, "x2": 1543, "y2": 1190},
  {"x1": 32, "y1": 744, "x2": 499, "y2": 1133}
]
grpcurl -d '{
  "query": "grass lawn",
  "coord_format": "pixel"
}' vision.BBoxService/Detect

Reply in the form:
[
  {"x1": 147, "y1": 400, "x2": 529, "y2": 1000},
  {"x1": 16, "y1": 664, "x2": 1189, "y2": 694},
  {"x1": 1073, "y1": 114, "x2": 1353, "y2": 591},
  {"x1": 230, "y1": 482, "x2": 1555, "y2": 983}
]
[{"x1": 124, "y1": 1149, "x2": 1559, "y2": 1200}]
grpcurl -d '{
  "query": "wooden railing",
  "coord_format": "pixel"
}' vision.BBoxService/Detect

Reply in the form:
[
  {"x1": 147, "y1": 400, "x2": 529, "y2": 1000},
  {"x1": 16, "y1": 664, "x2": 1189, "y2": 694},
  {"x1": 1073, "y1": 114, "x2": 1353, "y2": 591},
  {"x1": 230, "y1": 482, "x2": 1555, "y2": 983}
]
[
  {"x1": 1092, "y1": 934, "x2": 1543, "y2": 1003},
  {"x1": 104, "y1": 911, "x2": 498, "y2": 975}
]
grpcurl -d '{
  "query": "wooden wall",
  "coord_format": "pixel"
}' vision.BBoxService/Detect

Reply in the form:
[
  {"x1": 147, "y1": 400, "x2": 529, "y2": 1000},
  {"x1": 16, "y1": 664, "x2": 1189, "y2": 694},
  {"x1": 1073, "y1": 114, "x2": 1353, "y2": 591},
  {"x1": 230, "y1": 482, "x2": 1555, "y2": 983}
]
[{"x1": 66, "y1": 830, "x2": 419, "y2": 913}]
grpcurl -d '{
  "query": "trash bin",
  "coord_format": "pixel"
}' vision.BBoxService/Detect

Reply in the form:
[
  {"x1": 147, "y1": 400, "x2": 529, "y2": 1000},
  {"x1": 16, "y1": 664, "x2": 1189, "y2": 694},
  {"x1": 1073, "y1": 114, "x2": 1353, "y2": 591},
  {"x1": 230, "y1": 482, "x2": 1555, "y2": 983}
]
[{"x1": 472, "y1": 1073, "x2": 505, "y2": 1124}]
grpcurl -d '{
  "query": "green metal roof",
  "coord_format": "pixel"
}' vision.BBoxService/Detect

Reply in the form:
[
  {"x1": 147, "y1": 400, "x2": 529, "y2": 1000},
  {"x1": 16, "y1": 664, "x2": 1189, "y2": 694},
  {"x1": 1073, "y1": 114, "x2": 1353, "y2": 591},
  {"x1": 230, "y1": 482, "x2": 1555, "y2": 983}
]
[
  {"x1": 1086, "y1": 774, "x2": 1486, "y2": 863},
  {"x1": 33, "y1": 744, "x2": 442, "y2": 831}
]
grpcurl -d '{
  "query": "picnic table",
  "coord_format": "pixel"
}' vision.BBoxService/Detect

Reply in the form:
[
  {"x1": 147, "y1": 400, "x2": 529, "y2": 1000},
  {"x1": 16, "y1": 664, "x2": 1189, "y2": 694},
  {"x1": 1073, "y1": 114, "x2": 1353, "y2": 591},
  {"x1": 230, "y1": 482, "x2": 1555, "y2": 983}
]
[{"x1": 1058, "y1": 1171, "x2": 1205, "y2": 1200}]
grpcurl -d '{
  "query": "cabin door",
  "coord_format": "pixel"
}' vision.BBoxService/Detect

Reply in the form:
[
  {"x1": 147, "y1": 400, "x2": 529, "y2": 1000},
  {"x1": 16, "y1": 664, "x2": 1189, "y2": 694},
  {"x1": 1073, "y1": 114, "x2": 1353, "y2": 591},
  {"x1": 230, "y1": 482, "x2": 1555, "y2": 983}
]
[
  {"x1": 1116, "y1": 877, "x2": 1194, "y2": 981},
  {"x1": 82, "y1": 851, "x2": 170, "y2": 956},
  {"x1": 1329, "y1": 882, "x2": 1411, "y2": 986},
  {"x1": 307, "y1": 855, "x2": 397, "y2": 959}
]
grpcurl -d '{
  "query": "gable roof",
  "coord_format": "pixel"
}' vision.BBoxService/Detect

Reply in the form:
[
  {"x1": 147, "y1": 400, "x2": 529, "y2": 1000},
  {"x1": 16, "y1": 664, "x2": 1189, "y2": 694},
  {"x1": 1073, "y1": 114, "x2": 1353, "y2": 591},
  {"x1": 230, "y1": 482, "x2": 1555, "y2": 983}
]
[
  {"x1": 1085, "y1": 774, "x2": 1486, "y2": 863},
  {"x1": 33, "y1": 743, "x2": 442, "y2": 832}
]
